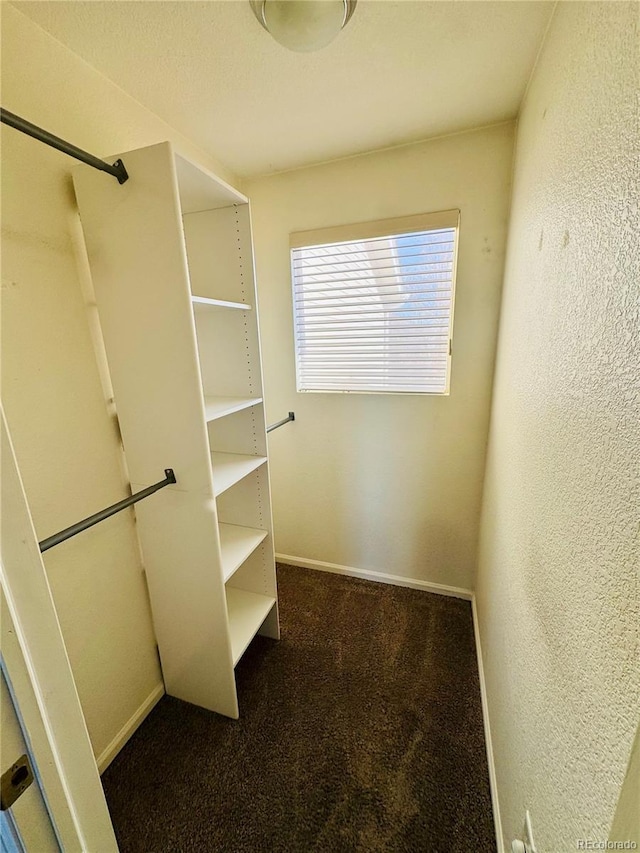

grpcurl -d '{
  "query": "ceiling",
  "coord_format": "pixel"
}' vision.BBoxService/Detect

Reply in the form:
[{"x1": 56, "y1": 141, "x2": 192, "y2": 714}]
[{"x1": 14, "y1": 0, "x2": 554, "y2": 178}]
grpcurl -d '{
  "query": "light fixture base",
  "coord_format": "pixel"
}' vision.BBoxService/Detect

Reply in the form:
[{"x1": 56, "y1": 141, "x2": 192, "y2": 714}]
[{"x1": 250, "y1": 0, "x2": 357, "y2": 52}]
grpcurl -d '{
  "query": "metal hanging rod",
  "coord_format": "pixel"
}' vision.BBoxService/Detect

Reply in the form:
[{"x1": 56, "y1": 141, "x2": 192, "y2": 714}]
[
  {"x1": 267, "y1": 412, "x2": 295, "y2": 433},
  {"x1": 39, "y1": 469, "x2": 176, "y2": 553},
  {"x1": 1, "y1": 108, "x2": 129, "y2": 184}
]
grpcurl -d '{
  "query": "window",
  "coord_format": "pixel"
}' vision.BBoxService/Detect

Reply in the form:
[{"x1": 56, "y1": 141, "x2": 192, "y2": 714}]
[{"x1": 291, "y1": 210, "x2": 459, "y2": 394}]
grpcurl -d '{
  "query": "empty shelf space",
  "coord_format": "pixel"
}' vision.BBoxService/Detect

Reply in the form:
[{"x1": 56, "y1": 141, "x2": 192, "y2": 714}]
[
  {"x1": 219, "y1": 523, "x2": 268, "y2": 582},
  {"x1": 204, "y1": 396, "x2": 263, "y2": 421},
  {"x1": 211, "y1": 452, "x2": 267, "y2": 496},
  {"x1": 226, "y1": 587, "x2": 276, "y2": 665},
  {"x1": 192, "y1": 295, "x2": 251, "y2": 311}
]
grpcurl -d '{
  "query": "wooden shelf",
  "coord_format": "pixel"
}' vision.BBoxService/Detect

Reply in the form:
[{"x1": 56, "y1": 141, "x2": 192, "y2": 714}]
[
  {"x1": 73, "y1": 142, "x2": 279, "y2": 720},
  {"x1": 226, "y1": 587, "x2": 276, "y2": 665},
  {"x1": 192, "y1": 295, "x2": 251, "y2": 311},
  {"x1": 211, "y1": 452, "x2": 267, "y2": 496},
  {"x1": 204, "y1": 396, "x2": 263, "y2": 421},
  {"x1": 219, "y1": 523, "x2": 268, "y2": 583}
]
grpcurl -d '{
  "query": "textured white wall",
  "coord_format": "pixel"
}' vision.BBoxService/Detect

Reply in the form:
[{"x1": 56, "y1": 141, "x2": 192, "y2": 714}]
[
  {"x1": 1, "y1": 6, "x2": 237, "y2": 760},
  {"x1": 476, "y1": 3, "x2": 639, "y2": 851},
  {"x1": 246, "y1": 123, "x2": 513, "y2": 590}
]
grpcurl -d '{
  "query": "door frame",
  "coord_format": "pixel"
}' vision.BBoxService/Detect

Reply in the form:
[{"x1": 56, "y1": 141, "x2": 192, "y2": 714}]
[{"x1": 1, "y1": 409, "x2": 118, "y2": 851}]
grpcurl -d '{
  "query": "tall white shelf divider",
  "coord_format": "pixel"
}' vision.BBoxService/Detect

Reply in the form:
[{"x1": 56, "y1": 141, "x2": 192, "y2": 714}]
[{"x1": 73, "y1": 142, "x2": 279, "y2": 719}]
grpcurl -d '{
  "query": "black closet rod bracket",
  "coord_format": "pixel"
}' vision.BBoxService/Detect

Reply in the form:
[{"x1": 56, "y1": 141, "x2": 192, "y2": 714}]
[
  {"x1": 267, "y1": 412, "x2": 295, "y2": 434},
  {"x1": 38, "y1": 469, "x2": 176, "y2": 553},
  {"x1": 1, "y1": 107, "x2": 129, "y2": 184}
]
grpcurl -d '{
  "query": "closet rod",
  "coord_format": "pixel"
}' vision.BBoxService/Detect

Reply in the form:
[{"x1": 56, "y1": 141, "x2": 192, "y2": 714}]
[
  {"x1": 39, "y1": 469, "x2": 176, "y2": 553},
  {"x1": 1, "y1": 108, "x2": 129, "y2": 184},
  {"x1": 267, "y1": 412, "x2": 295, "y2": 433}
]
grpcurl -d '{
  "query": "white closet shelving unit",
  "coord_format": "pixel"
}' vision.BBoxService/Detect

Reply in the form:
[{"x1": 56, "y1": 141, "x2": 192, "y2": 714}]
[{"x1": 72, "y1": 141, "x2": 279, "y2": 719}]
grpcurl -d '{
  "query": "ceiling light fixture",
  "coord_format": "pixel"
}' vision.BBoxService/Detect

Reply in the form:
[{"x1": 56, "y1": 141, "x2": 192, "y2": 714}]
[{"x1": 250, "y1": 1, "x2": 357, "y2": 52}]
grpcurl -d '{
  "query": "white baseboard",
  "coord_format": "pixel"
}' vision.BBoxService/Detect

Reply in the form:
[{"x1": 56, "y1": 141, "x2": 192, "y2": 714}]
[
  {"x1": 275, "y1": 553, "x2": 473, "y2": 600},
  {"x1": 471, "y1": 597, "x2": 504, "y2": 853},
  {"x1": 96, "y1": 682, "x2": 164, "y2": 773}
]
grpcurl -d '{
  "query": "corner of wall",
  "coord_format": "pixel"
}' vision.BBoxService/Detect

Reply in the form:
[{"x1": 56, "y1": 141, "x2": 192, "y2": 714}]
[{"x1": 471, "y1": 595, "x2": 504, "y2": 853}]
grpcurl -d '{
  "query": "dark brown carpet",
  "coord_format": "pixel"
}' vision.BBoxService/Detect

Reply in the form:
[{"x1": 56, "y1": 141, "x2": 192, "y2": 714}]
[{"x1": 101, "y1": 564, "x2": 495, "y2": 852}]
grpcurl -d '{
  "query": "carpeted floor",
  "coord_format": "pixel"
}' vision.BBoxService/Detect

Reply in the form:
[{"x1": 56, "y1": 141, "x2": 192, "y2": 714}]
[{"x1": 101, "y1": 564, "x2": 495, "y2": 852}]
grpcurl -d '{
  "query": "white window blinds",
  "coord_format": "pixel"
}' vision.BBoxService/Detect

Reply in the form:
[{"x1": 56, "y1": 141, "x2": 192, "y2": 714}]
[{"x1": 291, "y1": 211, "x2": 459, "y2": 394}]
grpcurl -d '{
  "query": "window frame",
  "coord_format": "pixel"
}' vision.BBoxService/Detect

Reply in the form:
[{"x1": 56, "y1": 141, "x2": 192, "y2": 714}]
[{"x1": 290, "y1": 209, "x2": 460, "y2": 396}]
